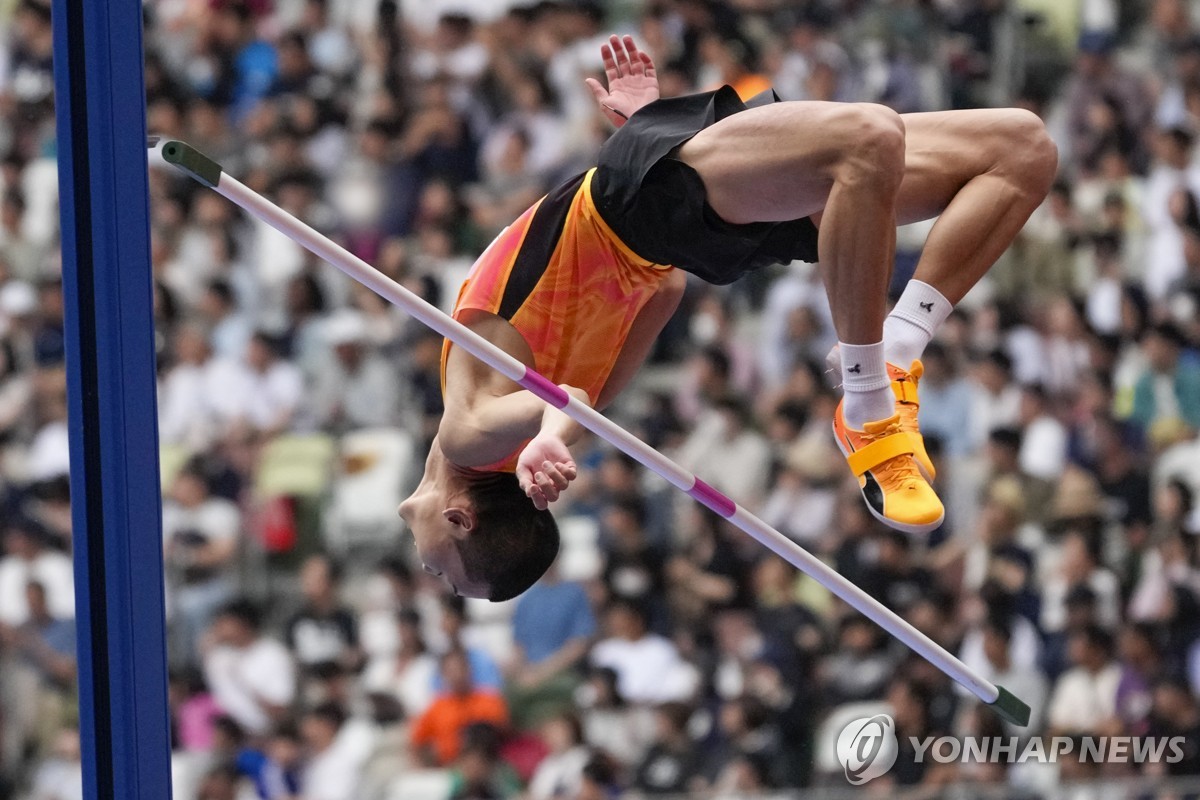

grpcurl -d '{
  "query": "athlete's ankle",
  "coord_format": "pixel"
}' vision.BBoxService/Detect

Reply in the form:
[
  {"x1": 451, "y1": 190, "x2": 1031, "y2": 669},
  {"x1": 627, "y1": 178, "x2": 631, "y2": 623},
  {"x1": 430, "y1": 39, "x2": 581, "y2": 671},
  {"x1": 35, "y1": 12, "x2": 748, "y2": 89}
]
[
  {"x1": 838, "y1": 341, "x2": 892, "y2": 428},
  {"x1": 884, "y1": 280, "x2": 952, "y2": 366}
]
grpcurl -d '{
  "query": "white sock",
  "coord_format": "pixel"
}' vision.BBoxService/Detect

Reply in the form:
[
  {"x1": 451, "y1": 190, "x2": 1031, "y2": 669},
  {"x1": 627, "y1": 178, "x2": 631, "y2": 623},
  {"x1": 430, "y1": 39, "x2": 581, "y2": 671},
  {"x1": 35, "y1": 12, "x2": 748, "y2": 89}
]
[
  {"x1": 883, "y1": 280, "x2": 953, "y2": 367},
  {"x1": 839, "y1": 341, "x2": 893, "y2": 429}
]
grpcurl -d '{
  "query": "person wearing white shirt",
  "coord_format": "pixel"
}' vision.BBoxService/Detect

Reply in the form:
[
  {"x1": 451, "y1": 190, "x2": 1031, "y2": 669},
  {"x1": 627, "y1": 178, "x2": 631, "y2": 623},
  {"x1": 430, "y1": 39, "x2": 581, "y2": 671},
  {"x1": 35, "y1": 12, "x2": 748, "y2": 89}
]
[
  {"x1": 0, "y1": 523, "x2": 74, "y2": 627},
  {"x1": 590, "y1": 600, "x2": 694, "y2": 705},
  {"x1": 528, "y1": 714, "x2": 590, "y2": 800},
  {"x1": 1040, "y1": 530, "x2": 1122, "y2": 634},
  {"x1": 212, "y1": 332, "x2": 304, "y2": 437},
  {"x1": 158, "y1": 325, "x2": 239, "y2": 451},
  {"x1": 162, "y1": 463, "x2": 241, "y2": 663},
  {"x1": 1143, "y1": 128, "x2": 1200, "y2": 300},
  {"x1": 959, "y1": 616, "x2": 1048, "y2": 733},
  {"x1": 300, "y1": 703, "x2": 374, "y2": 800},
  {"x1": 202, "y1": 601, "x2": 296, "y2": 735},
  {"x1": 1047, "y1": 624, "x2": 1121, "y2": 735},
  {"x1": 1017, "y1": 384, "x2": 1068, "y2": 481},
  {"x1": 968, "y1": 350, "x2": 1022, "y2": 449}
]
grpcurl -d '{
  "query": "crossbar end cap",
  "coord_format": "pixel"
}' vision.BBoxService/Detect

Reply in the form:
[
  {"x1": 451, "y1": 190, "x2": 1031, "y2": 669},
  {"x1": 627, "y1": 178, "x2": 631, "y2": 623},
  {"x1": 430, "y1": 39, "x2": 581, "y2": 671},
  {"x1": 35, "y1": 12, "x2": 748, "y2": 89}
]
[
  {"x1": 160, "y1": 140, "x2": 223, "y2": 188},
  {"x1": 988, "y1": 685, "x2": 1031, "y2": 727}
]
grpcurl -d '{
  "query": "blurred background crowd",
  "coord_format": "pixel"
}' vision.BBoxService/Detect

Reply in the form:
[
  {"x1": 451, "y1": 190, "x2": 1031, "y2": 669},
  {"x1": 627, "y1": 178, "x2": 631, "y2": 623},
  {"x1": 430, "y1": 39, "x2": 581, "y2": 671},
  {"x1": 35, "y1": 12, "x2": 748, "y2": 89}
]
[{"x1": 4, "y1": 0, "x2": 1200, "y2": 797}]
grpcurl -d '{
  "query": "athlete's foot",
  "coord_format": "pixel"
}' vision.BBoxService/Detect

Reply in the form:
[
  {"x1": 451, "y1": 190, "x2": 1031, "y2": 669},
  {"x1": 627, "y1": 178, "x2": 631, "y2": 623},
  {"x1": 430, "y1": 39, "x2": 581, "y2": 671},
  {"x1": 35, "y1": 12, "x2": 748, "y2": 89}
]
[
  {"x1": 826, "y1": 346, "x2": 936, "y2": 481},
  {"x1": 832, "y1": 401, "x2": 945, "y2": 535}
]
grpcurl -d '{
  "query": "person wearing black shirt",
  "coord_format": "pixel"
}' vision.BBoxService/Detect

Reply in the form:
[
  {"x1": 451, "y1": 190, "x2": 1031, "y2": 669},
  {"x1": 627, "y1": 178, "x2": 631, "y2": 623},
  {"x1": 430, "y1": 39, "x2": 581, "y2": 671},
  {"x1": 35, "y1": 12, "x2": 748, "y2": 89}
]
[{"x1": 284, "y1": 554, "x2": 361, "y2": 675}]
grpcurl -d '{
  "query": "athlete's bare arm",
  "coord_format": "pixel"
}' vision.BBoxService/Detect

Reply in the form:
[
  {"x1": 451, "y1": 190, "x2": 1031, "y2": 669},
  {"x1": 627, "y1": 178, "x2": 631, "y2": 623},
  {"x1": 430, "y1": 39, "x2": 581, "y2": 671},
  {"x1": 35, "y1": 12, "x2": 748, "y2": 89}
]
[
  {"x1": 441, "y1": 270, "x2": 685, "y2": 510},
  {"x1": 438, "y1": 310, "x2": 553, "y2": 468}
]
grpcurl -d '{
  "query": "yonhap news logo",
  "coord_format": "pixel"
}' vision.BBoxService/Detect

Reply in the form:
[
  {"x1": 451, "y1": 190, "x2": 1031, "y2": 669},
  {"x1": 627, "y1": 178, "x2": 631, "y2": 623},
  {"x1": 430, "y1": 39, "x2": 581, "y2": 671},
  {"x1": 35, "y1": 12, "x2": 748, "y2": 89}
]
[
  {"x1": 834, "y1": 715, "x2": 1190, "y2": 785},
  {"x1": 836, "y1": 714, "x2": 898, "y2": 785}
]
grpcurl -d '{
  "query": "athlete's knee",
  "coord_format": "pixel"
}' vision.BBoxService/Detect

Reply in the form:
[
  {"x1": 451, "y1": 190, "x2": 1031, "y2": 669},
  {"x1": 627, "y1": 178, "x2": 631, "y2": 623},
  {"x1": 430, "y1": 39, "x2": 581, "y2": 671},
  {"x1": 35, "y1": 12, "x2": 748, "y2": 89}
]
[
  {"x1": 996, "y1": 109, "x2": 1058, "y2": 191},
  {"x1": 836, "y1": 104, "x2": 906, "y2": 188}
]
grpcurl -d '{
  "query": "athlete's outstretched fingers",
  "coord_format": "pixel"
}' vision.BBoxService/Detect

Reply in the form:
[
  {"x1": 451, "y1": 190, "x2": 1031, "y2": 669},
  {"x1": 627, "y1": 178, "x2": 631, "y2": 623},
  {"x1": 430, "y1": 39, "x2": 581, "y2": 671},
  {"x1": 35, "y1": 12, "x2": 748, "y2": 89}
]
[
  {"x1": 640, "y1": 51, "x2": 656, "y2": 76},
  {"x1": 600, "y1": 43, "x2": 618, "y2": 84},
  {"x1": 624, "y1": 35, "x2": 644, "y2": 75},
  {"x1": 610, "y1": 34, "x2": 631, "y2": 74}
]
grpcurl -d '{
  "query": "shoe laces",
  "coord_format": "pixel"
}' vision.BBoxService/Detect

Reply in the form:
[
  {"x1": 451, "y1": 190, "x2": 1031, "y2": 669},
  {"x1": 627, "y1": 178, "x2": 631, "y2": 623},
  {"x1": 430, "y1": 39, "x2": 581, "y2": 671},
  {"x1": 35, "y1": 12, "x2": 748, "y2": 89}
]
[{"x1": 865, "y1": 420, "x2": 923, "y2": 491}]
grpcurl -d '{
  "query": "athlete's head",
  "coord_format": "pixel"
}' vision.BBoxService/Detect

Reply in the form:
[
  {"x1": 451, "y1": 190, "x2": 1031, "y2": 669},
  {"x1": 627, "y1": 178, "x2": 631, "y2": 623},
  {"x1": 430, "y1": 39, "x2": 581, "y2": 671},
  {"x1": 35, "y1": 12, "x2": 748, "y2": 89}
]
[{"x1": 398, "y1": 449, "x2": 559, "y2": 601}]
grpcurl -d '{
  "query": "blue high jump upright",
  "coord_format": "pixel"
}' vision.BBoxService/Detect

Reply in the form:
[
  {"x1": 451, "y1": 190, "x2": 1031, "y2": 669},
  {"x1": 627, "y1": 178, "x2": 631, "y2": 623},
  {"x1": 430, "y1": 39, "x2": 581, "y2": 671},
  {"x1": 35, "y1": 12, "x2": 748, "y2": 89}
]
[{"x1": 52, "y1": 0, "x2": 174, "y2": 794}]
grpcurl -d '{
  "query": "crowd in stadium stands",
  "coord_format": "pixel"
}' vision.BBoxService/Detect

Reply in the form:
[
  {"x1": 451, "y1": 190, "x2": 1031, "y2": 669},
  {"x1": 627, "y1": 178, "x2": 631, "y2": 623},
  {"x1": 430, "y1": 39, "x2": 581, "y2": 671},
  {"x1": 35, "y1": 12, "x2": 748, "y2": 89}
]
[{"x1": 6, "y1": 0, "x2": 1200, "y2": 797}]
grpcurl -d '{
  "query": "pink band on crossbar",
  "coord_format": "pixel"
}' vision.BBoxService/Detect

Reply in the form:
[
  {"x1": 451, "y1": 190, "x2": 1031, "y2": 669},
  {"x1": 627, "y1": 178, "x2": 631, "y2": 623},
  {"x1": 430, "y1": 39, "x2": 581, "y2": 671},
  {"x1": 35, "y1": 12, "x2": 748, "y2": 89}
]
[
  {"x1": 521, "y1": 370, "x2": 570, "y2": 409},
  {"x1": 688, "y1": 478, "x2": 736, "y2": 518}
]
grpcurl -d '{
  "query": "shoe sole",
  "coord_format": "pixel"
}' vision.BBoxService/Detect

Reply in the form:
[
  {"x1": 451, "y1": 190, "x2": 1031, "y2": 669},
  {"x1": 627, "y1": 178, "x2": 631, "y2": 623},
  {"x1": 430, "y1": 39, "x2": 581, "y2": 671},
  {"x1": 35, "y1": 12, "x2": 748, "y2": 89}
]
[{"x1": 832, "y1": 421, "x2": 945, "y2": 535}]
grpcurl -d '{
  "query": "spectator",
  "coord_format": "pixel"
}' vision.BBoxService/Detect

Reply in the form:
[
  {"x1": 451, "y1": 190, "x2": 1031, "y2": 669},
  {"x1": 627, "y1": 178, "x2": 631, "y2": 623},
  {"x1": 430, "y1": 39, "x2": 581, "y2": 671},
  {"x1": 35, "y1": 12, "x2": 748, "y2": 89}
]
[
  {"x1": 1047, "y1": 624, "x2": 1121, "y2": 736},
  {"x1": 527, "y1": 713, "x2": 590, "y2": 800},
  {"x1": 1128, "y1": 322, "x2": 1200, "y2": 432},
  {"x1": 1115, "y1": 621, "x2": 1163, "y2": 735},
  {"x1": 447, "y1": 734, "x2": 520, "y2": 800},
  {"x1": 284, "y1": 554, "x2": 361, "y2": 675},
  {"x1": 507, "y1": 560, "x2": 596, "y2": 727},
  {"x1": 162, "y1": 460, "x2": 241, "y2": 664},
  {"x1": 1016, "y1": 383, "x2": 1069, "y2": 482},
  {"x1": 961, "y1": 614, "x2": 1048, "y2": 732},
  {"x1": 589, "y1": 599, "x2": 693, "y2": 705},
  {"x1": 215, "y1": 332, "x2": 304, "y2": 437},
  {"x1": 236, "y1": 722, "x2": 303, "y2": 800},
  {"x1": 822, "y1": 616, "x2": 897, "y2": 705},
  {"x1": 632, "y1": 701, "x2": 703, "y2": 796},
  {"x1": 0, "y1": 521, "x2": 73, "y2": 627},
  {"x1": 915, "y1": 343, "x2": 974, "y2": 457},
  {"x1": 362, "y1": 608, "x2": 438, "y2": 718},
  {"x1": 410, "y1": 649, "x2": 508, "y2": 767},
  {"x1": 0, "y1": 580, "x2": 75, "y2": 773},
  {"x1": 298, "y1": 702, "x2": 372, "y2": 800},
  {"x1": 202, "y1": 600, "x2": 297, "y2": 735},
  {"x1": 1147, "y1": 680, "x2": 1200, "y2": 776},
  {"x1": 434, "y1": 595, "x2": 502, "y2": 692},
  {"x1": 575, "y1": 666, "x2": 651, "y2": 768},
  {"x1": 307, "y1": 310, "x2": 400, "y2": 430}
]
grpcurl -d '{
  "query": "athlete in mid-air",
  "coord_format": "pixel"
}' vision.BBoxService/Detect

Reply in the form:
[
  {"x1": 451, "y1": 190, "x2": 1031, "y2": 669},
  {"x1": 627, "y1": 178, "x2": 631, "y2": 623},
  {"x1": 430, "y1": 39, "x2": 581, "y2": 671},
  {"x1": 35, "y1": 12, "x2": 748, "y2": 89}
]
[{"x1": 398, "y1": 35, "x2": 1057, "y2": 601}]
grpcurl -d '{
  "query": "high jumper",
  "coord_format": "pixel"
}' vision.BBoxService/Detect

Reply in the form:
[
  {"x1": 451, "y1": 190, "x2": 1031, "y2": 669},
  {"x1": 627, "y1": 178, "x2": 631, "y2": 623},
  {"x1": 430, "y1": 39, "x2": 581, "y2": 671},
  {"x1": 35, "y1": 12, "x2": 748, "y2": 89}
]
[{"x1": 397, "y1": 36, "x2": 1056, "y2": 600}]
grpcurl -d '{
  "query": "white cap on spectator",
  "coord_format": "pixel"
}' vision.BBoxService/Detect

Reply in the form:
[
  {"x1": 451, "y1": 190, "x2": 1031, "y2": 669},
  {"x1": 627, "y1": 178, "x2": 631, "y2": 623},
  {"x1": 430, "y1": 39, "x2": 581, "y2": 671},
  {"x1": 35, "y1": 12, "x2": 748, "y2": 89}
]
[
  {"x1": 0, "y1": 281, "x2": 37, "y2": 317},
  {"x1": 324, "y1": 310, "x2": 368, "y2": 346}
]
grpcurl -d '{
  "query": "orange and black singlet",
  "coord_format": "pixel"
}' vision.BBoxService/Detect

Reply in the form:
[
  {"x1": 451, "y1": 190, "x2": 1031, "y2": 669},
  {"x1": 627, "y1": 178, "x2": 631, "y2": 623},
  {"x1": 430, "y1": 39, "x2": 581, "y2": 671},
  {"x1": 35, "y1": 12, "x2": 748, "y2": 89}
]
[{"x1": 440, "y1": 168, "x2": 675, "y2": 472}]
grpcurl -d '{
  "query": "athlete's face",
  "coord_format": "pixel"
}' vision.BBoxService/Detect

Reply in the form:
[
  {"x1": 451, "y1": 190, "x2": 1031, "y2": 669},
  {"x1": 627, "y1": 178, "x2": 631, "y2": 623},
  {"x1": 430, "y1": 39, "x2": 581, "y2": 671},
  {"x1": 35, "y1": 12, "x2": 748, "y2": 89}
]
[{"x1": 397, "y1": 447, "x2": 488, "y2": 598}]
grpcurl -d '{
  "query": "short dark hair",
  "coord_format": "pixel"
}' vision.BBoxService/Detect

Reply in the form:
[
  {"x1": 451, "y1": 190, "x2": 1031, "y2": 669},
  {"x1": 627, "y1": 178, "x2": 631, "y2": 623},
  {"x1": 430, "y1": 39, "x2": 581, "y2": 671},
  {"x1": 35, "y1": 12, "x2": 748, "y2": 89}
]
[
  {"x1": 460, "y1": 473, "x2": 559, "y2": 602},
  {"x1": 307, "y1": 701, "x2": 347, "y2": 729},
  {"x1": 216, "y1": 598, "x2": 261, "y2": 631},
  {"x1": 1074, "y1": 623, "x2": 1114, "y2": 657}
]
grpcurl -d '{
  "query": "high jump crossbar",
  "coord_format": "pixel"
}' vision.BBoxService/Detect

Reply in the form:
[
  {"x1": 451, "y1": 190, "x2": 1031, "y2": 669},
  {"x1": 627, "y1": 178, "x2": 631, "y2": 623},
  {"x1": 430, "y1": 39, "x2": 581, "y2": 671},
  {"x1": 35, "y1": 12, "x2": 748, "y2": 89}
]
[{"x1": 156, "y1": 139, "x2": 1031, "y2": 727}]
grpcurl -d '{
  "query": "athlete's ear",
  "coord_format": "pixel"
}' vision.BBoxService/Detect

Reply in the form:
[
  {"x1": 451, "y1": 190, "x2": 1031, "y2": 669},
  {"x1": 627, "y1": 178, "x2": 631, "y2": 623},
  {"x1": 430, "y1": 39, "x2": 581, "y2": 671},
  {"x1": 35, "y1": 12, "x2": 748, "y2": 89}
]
[{"x1": 442, "y1": 506, "x2": 477, "y2": 537}]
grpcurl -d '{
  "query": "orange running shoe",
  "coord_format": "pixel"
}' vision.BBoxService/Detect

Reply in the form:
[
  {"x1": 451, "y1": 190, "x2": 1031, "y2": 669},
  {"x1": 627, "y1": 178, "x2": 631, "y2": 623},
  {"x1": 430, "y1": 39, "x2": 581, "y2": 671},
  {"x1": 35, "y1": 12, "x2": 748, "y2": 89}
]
[
  {"x1": 832, "y1": 401, "x2": 945, "y2": 534},
  {"x1": 889, "y1": 360, "x2": 935, "y2": 481}
]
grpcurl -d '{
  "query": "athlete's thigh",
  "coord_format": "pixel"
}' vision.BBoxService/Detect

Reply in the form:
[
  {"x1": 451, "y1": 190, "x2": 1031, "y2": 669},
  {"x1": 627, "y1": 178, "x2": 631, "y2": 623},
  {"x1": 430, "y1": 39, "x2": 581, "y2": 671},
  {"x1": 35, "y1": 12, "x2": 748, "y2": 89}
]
[
  {"x1": 892, "y1": 108, "x2": 1019, "y2": 225},
  {"x1": 677, "y1": 100, "x2": 894, "y2": 224}
]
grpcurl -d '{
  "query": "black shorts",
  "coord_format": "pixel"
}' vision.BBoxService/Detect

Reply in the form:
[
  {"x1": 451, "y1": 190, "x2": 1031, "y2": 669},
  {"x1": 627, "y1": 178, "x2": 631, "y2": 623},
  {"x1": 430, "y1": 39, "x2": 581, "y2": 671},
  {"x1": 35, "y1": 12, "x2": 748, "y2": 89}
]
[{"x1": 590, "y1": 85, "x2": 820, "y2": 286}]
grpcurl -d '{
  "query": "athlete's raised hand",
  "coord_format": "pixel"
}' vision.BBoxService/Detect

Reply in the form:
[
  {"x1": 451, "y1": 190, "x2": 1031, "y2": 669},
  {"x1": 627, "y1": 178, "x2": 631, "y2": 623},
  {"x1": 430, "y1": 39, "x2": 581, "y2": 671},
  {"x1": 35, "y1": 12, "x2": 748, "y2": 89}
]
[
  {"x1": 586, "y1": 34, "x2": 659, "y2": 128},
  {"x1": 516, "y1": 432, "x2": 578, "y2": 510}
]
